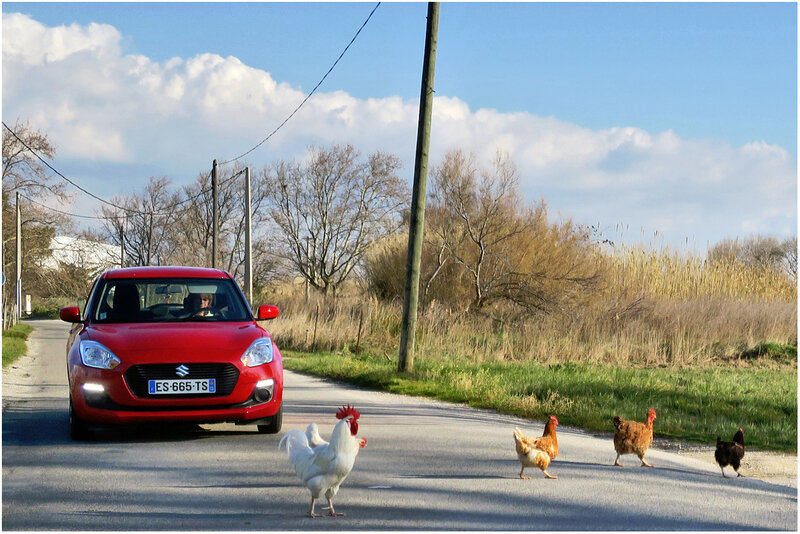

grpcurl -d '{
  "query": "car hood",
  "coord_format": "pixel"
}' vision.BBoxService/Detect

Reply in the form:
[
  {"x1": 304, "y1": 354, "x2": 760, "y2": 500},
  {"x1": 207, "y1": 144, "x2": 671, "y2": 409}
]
[{"x1": 84, "y1": 322, "x2": 267, "y2": 357}]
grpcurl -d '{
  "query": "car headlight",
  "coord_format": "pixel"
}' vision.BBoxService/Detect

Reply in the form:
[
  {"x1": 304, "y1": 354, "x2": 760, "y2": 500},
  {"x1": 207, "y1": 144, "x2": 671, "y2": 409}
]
[
  {"x1": 79, "y1": 340, "x2": 121, "y2": 370},
  {"x1": 241, "y1": 337, "x2": 274, "y2": 367}
]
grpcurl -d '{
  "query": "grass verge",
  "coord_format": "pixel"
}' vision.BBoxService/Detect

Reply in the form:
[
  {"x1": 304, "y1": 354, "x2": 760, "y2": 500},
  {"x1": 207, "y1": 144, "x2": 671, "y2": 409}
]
[
  {"x1": 2, "y1": 323, "x2": 33, "y2": 368},
  {"x1": 283, "y1": 350, "x2": 797, "y2": 452}
]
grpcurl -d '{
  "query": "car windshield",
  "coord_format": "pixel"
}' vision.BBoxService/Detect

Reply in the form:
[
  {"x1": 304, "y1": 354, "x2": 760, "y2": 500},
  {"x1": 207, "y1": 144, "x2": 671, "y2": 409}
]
[{"x1": 91, "y1": 277, "x2": 251, "y2": 323}]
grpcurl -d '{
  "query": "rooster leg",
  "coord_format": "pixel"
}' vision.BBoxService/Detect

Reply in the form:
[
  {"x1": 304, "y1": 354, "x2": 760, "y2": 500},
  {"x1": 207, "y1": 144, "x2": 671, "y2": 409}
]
[
  {"x1": 519, "y1": 466, "x2": 530, "y2": 479},
  {"x1": 720, "y1": 467, "x2": 729, "y2": 478},
  {"x1": 326, "y1": 497, "x2": 344, "y2": 517},
  {"x1": 309, "y1": 498, "x2": 321, "y2": 518},
  {"x1": 613, "y1": 453, "x2": 623, "y2": 467},
  {"x1": 543, "y1": 470, "x2": 558, "y2": 479},
  {"x1": 639, "y1": 456, "x2": 653, "y2": 468}
]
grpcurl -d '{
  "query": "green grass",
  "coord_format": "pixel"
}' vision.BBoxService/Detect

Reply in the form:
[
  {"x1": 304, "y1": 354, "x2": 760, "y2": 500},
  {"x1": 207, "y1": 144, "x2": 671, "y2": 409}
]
[
  {"x1": 739, "y1": 341, "x2": 797, "y2": 363},
  {"x1": 283, "y1": 350, "x2": 797, "y2": 452},
  {"x1": 2, "y1": 323, "x2": 33, "y2": 368}
]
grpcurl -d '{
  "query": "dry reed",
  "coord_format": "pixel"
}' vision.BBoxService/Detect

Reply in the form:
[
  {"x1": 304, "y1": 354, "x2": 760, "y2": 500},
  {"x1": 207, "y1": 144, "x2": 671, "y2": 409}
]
[{"x1": 262, "y1": 246, "x2": 796, "y2": 368}]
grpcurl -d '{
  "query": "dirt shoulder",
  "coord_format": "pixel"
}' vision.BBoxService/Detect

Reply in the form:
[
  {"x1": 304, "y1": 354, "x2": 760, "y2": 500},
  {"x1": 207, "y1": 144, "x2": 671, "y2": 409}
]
[{"x1": 674, "y1": 445, "x2": 797, "y2": 488}]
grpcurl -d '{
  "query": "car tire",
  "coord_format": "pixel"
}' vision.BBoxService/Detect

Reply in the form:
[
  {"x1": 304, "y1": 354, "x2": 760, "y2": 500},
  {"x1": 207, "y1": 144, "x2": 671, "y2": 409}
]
[
  {"x1": 69, "y1": 398, "x2": 91, "y2": 441},
  {"x1": 257, "y1": 405, "x2": 282, "y2": 434}
]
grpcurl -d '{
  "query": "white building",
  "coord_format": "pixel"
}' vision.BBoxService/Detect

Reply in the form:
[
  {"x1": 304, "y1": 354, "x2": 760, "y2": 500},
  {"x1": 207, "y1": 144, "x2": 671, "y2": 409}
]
[{"x1": 43, "y1": 235, "x2": 120, "y2": 272}]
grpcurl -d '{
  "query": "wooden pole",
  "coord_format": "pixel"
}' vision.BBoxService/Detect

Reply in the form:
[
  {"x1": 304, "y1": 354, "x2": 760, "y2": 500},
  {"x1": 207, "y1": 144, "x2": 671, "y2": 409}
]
[
  {"x1": 212, "y1": 160, "x2": 218, "y2": 269},
  {"x1": 305, "y1": 237, "x2": 311, "y2": 304},
  {"x1": 15, "y1": 192, "x2": 22, "y2": 321},
  {"x1": 119, "y1": 217, "x2": 125, "y2": 268},
  {"x1": 312, "y1": 302, "x2": 320, "y2": 350},
  {"x1": 398, "y1": 2, "x2": 439, "y2": 373},
  {"x1": 355, "y1": 305, "x2": 365, "y2": 355},
  {"x1": 245, "y1": 167, "x2": 253, "y2": 304}
]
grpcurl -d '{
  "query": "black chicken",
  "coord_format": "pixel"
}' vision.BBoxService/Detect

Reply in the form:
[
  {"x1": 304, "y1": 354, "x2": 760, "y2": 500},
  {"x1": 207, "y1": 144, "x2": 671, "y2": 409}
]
[{"x1": 714, "y1": 428, "x2": 745, "y2": 478}]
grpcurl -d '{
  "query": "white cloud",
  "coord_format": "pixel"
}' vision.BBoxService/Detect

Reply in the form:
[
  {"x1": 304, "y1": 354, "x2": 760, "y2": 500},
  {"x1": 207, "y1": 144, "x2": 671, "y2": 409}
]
[
  {"x1": 2, "y1": 12, "x2": 796, "y2": 251},
  {"x1": 2, "y1": 13, "x2": 121, "y2": 65}
]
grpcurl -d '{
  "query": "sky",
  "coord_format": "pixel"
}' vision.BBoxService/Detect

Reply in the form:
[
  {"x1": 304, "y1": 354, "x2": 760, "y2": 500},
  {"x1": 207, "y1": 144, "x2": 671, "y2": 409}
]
[{"x1": 2, "y1": 1, "x2": 797, "y2": 253}]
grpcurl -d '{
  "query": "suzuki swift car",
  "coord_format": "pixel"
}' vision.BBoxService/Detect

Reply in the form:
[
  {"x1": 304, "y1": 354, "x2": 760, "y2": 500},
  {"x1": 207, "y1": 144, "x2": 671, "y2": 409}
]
[{"x1": 60, "y1": 266, "x2": 283, "y2": 440}]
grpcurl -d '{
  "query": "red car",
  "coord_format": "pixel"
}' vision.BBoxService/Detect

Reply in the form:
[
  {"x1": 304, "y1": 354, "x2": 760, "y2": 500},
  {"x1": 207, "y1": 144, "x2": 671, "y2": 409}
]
[{"x1": 59, "y1": 266, "x2": 283, "y2": 440}]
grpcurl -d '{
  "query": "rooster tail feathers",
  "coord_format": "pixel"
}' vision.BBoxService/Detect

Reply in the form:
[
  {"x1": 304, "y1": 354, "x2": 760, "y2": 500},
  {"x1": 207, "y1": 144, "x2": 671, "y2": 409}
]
[
  {"x1": 279, "y1": 428, "x2": 309, "y2": 455},
  {"x1": 279, "y1": 429, "x2": 319, "y2": 482},
  {"x1": 278, "y1": 431, "x2": 290, "y2": 451}
]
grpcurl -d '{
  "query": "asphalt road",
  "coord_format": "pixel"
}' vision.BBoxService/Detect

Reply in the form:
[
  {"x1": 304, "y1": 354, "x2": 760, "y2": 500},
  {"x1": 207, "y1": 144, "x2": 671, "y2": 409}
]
[{"x1": 2, "y1": 319, "x2": 797, "y2": 530}]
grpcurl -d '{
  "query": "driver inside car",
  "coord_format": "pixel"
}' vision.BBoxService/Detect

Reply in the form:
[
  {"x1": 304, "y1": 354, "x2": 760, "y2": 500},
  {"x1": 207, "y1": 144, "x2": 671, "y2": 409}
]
[{"x1": 188, "y1": 292, "x2": 215, "y2": 317}]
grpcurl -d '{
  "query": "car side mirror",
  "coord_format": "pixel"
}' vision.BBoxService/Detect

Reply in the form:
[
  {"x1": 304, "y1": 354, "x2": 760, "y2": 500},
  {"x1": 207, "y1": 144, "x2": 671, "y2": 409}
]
[
  {"x1": 59, "y1": 306, "x2": 82, "y2": 323},
  {"x1": 257, "y1": 305, "x2": 279, "y2": 320}
]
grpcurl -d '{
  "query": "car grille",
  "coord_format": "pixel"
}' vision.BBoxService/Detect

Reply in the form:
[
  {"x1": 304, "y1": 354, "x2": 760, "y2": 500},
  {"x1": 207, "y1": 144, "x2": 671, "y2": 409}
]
[{"x1": 124, "y1": 363, "x2": 239, "y2": 399}]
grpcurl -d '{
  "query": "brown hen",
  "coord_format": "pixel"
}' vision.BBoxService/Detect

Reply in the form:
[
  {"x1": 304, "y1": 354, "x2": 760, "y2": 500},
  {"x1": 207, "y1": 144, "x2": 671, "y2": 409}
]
[
  {"x1": 612, "y1": 408, "x2": 656, "y2": 467},
  {"x1": 513, "y1": 415, "x2": 559, "y2": 479}
]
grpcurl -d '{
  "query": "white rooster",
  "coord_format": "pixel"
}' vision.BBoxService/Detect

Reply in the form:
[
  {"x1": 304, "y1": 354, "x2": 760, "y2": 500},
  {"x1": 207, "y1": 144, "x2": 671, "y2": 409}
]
[{"x1": 278, "y1": 405, "x2": 367, "y2": 517}]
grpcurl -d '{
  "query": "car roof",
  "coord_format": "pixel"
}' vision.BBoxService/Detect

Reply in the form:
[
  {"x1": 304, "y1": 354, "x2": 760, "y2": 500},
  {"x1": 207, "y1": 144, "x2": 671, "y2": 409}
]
[{"x1": 102, "y1": 266, "x2": 231, "y2": 280}]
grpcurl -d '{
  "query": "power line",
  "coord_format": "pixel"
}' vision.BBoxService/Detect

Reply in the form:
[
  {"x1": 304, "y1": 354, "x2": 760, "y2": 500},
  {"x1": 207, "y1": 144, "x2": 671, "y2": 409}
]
[
  {"x1": 19, "y1": 169, "x2": 246, "y2": 221},
  {"x1": 5, "y1": 115, "x2": 249, "y2": 217},
  {"x1": 3, "y1": 121, "x2": 138, "y2": 214},
  {"x1": 219, "y1": 2, "x2": 382, "y2": 165},
  {"x1": 18, "y1": 193, "x2": 119, "y2": 220},
  {"x1": 5, "y1": 3, "x2": 382, "y2": 217}
]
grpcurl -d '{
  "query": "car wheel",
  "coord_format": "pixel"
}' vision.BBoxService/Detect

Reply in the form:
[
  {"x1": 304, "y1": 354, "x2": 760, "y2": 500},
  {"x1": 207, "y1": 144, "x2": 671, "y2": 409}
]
[
  {"x1": 257, "y1": 405, "x2": 282, "y2": 434},
  {"x1": 69, "y1": 398, "x2": 91, "y2": 441}
]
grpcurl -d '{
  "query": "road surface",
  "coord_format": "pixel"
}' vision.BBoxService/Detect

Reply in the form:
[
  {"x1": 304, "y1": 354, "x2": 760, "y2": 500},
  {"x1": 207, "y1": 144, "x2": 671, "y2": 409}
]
[{"x1": 2, "y1": 319, "x2": 796, "y2": 530}]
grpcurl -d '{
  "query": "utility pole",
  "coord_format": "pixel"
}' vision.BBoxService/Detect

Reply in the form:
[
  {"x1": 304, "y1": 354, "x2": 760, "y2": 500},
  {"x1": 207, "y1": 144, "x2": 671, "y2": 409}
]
[
  {"x1": 211, "y1": 159, "x2": 218, "y2": 269},
  {"x1": 15, "y1": 192, "x2": 22, "y2": 321},
  {"x1": 305, "y1": 236, "x2": 311, "y2": 304},
  {"x1": 119, "y1": 217, "x2": 125, "y2": 268},
  {"x1": 244, "y1": 167, "x2": 253, "y2": 305},
  {"x1": 398, "y1": 2, "x2": 439, "y2": 373}
]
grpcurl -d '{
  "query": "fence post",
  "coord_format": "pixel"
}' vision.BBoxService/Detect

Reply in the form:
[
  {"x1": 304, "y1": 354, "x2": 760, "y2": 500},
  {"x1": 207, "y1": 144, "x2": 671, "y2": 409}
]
[
  {"x1": 312, "y1": 302, "x2": 320, "y2": 350},
  {"x1": 355, "y1": 304, "x2": 365, "y2": 355}
]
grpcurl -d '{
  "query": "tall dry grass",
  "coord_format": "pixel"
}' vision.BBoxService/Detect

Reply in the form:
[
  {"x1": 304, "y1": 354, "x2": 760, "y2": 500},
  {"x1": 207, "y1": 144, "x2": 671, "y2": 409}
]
[
  {"x1": 607, "y1": 245, "x2": 795, "y2": 301},
  {"x1": 263, "y1": 245, "x2": 796, "y2": 369}
]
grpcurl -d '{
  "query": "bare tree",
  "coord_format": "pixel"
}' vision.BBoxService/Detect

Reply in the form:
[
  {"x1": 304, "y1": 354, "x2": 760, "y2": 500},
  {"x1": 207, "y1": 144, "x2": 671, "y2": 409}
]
[
  {"x1": 2, "y1": 120, "x2": 67, "y2": 199},
  {"x1": 99, "y1": 177, "x2": 182, "y2": 266},
  {"x1": 428, "y1": 149, "x2": 603, "y2": 315},
  {"x1": 780, "y1": 236, "x2": 797, "y2": 282},
  {"x1": 166, "y1": 166, "x2": 284, "y2": 288},
  {"x1": 429, "y1": 150, "x2": 530, "y2": 310},
  {"x1": 168, "y1": 171, "x2": 236, "y2": 268},
  {"x1": 264, "y1": 144, "x2": 407, "y2": 295},
  {"x1": 708, "y1": 234, "x2": 798, "y2": 281},
  {"x1": 2, "y1": 120, "x2": 72, "y2": 326}
]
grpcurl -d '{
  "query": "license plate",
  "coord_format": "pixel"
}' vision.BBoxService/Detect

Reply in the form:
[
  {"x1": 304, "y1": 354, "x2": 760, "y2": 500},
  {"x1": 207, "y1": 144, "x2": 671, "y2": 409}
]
[{"x1": 148, "y1": 379, "x2": 216, "y2": 395}]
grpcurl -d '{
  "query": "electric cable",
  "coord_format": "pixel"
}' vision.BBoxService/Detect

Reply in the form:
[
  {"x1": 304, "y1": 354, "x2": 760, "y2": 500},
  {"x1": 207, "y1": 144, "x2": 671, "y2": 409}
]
[
  {"x1": 219, "y1": 2, "x2": 381, "y2": 165},
  {"x1": 3, "y1": 121, "x2": 138, "y2": 214},
  {"x1": 5, "y1": 3, "x2": 381, "y2": 217}
]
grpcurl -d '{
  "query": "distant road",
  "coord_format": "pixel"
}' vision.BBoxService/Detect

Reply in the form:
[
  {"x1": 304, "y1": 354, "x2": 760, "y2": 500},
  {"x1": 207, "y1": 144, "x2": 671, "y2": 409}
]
[{"x1": 2, "y1": 319, "x2": 796, "y2": 530}]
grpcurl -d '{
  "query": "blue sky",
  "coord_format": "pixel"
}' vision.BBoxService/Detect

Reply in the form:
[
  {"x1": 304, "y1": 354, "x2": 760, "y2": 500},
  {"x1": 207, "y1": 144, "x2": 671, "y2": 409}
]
[{"x1": 2, "y1": 2, "x2": 797, "y2": 251}]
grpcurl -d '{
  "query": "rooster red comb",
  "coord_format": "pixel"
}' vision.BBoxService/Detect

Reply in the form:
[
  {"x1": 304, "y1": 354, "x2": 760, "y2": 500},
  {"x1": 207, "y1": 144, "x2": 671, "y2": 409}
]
[{"x1": 336, "y1": 405, "x2": 360, "y2": 421}]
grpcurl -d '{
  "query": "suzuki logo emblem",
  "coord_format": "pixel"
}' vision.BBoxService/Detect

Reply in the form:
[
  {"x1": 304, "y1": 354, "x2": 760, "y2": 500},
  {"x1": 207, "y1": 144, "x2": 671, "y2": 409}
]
[{"x1": 175, "y1": 365, "x2": 190, "y2": 377}]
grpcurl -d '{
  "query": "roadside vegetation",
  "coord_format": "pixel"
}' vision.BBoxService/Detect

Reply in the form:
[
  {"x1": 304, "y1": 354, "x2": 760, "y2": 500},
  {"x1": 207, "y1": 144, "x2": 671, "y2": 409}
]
[
  {"x1": 270, "y1": 273, "x2": 796, "y2": 451},
  {"x1": 4, "y1": 122, "x2": 796, "y2": 452},
  {"x1": 282, "y1": 349, "x2": 797, "y2": 451},
  {"x1": 263, "y1": 156, "x2": 796, "y2": 451},
  {"x1": 2, "y1": 322, "x2": 32, "y2": 368}
]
